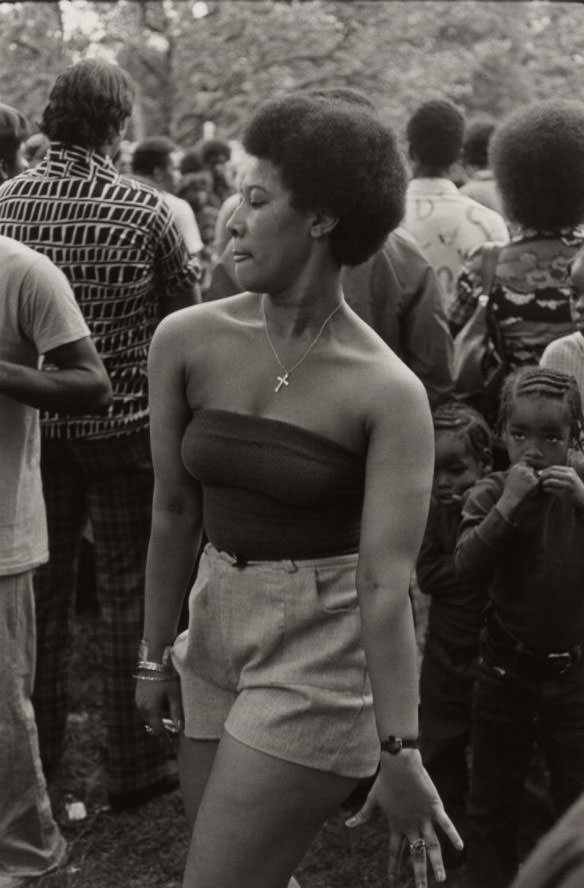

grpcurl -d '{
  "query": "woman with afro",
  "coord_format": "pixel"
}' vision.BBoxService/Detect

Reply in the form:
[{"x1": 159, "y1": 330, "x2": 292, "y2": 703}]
[{"x1": 451, "y1": 100, "x2": 584, "y2": 384}]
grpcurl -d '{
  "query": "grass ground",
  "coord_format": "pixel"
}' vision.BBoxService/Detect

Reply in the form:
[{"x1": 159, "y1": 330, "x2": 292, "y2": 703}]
[{"x1": 35, "y1": 600, "x2": 549, "y2": 887}]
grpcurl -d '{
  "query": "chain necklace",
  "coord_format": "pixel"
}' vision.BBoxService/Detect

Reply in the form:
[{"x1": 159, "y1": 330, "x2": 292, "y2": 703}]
[{"x1": 262, "y1": 300, "x2": 342, "y2": 393}]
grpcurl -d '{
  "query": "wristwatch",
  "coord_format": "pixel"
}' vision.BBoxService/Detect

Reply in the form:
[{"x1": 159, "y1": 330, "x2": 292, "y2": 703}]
[{"x1": 380, "y1": 735, "x2": 419, "y2": 755}]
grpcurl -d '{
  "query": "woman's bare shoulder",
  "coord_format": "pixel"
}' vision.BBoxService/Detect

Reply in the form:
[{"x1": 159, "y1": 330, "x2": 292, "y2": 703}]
[
  {"x1": 371, "y1": 351, "x2": 429, "y2": 419},
  {"x1": 155, "y1": 292, "x2": 259, "y2": 344},
  {"x1": 346, "y1": 308, "x2": 428, "y2": 409}
]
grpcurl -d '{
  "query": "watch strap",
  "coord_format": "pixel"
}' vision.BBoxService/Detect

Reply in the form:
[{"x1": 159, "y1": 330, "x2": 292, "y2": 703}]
[{"x1": 380, "y1": 735, "x2": 420, "y2": 755}]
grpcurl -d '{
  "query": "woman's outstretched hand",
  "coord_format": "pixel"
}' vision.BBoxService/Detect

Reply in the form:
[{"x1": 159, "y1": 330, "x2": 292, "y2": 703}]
[{"x1": 345, "y1": 750, "x2": 463, "y2": 888}]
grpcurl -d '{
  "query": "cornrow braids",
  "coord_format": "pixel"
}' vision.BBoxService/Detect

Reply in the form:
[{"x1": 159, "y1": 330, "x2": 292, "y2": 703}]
[
  {"x1": 498, "y1": 367, "x2": 584, "y2": 450},
  {"x1": 433, "y1": 401, "x2": 493, "y2": 463}
]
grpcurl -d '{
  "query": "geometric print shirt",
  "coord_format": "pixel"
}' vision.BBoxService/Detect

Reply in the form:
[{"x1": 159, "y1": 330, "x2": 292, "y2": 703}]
[{"x1": 0, "y1": 143, "x2": 200, "y2": 440}]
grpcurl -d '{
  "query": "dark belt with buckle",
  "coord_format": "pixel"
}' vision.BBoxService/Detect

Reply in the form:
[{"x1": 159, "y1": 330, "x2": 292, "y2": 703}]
[{"x1": 483, "y1": 606, "x2": 583, "y2": 681}]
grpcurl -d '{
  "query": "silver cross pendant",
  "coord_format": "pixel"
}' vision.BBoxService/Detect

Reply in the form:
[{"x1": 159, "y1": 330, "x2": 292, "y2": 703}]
[{"x1": 275, "y1": 373, "x2": 290, "y2": 392}]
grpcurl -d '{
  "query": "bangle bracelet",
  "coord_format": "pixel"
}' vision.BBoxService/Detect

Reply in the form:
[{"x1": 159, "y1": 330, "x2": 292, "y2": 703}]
[
  {"x1": 136, "y1": 660, "x2": 175, "y2": 674},
  {"x1": 133, "y1": 672, "x2": 179, "y2": 682}
]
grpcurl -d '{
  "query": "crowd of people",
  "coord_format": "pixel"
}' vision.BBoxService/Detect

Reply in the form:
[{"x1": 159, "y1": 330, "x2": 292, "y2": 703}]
[{"x1": 1, "y1": 55, "x2": 584, "y2": 888}]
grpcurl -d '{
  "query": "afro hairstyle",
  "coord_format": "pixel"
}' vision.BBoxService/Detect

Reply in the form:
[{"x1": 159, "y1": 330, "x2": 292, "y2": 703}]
[
  {"x1": 242, "y1": 93, "x2": 406, "y2": 267},
  {"x1": 490, "y1": 100, "x2": 584, "y2": 230}
]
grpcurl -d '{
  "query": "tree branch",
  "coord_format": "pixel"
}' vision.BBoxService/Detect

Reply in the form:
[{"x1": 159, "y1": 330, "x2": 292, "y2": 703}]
[
  {"x1": 283, "y1": 70, "x2": 348, "y2": 92},
  {"x1": 11, "y1": 39, "x2": 42, "y2": 57},
  {"x1": 129, "y1": 48, "x2": 168, "y2": 81},
  {"x1": 260, "y1": 48, "x2": 339, "y2": 69},
  {"x1": 221, "y1": 22, "x2": 248, "y2": 43},
  {"x1": 259, "y1": 30, "x2": 348, "y2": 70}
]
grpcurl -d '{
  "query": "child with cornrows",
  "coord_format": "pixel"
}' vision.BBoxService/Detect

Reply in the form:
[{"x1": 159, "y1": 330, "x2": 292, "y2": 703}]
[
  {"x1": 456, "y1": 367, "x2": 584, "y2": 888},
  {"x1": 417, "y1": 402, "x2": 493, "y2": 863}
]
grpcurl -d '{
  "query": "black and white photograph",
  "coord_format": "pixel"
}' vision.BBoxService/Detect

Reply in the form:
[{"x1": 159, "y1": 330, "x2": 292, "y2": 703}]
[{"x1": 1, "y1": 1, "x2": 584, "y2": 886}]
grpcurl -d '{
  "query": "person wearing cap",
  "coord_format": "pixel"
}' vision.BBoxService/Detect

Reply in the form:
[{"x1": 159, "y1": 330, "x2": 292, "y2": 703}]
[
  {"x1": 0, "y1": 99, "x2": 113, "y2": 888},
  {"x1": 0, "y1": 60, "x2": 200, "y2": 812},
  {"x1": 0, "y1": 102, "x2": 29, "y2": 182}
]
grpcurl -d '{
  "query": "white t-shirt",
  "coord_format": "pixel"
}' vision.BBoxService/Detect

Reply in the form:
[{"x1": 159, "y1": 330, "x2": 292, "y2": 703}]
[
  {"x1": 403, "y1": 177, "x2": 509, "y2": 311},
  {"x1": 162, "y1": 192, "x2": 203, "y2": 255},
  {"x1": 0, "y1": 235, "x2": 90, "y2": 575},
  {"x1": 540, "y1": 331, "x2": 584, "y2": 413}
]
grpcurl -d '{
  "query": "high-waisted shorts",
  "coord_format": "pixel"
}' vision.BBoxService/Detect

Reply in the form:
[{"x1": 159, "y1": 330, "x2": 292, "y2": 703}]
[{"x1": 172, "y1": 543, "x2": 379, "y2": 778}]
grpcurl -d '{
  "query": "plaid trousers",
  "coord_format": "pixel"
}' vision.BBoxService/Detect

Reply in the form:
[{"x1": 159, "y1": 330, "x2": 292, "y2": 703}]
[{"x1": 33, "y1": 430, "x2": 169, "y2": 794}]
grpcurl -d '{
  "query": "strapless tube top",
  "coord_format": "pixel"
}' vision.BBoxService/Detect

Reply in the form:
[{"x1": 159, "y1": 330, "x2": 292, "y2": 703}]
[{"x1": 181, "y1": 409, "x2": 366, "y2": 560}]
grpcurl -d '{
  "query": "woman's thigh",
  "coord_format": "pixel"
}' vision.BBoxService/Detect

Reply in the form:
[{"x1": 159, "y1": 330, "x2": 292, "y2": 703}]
[
  {"x1": 183, "y1": 731, "x2": 359, "y2": 888},
  {"x1": 178, "y1": 736, "x2": 219, "y2": 829}
]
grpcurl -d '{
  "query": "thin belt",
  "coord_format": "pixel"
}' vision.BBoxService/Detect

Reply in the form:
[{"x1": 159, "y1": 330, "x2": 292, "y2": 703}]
[{"x1": 206, "y1": 542, "x2": 359, "y2": 573}]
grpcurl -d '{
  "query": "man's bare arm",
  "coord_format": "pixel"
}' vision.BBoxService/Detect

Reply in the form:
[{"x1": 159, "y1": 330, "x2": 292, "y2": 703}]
[{"x1": 0, "y1": 337, "x2": 112, "y2": 413}]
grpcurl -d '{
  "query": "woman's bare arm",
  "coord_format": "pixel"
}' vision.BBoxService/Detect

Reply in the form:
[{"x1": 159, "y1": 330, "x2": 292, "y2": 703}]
[
  {"x1": 353, "y1": 361, "x2": 461, "y2": 885},
  {"x1": 142, "y1": 309, "x2": 204, "y2": 656},
  {"x1": 357, "y1": 365, "x2": 432, "y2": 740}
]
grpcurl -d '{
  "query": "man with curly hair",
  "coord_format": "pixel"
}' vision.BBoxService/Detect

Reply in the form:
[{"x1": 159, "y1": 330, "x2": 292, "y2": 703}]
[
  {"x1": 403, "y1": 99, "x2": 509, "y2": 312},
  {"x1": 0, "y1": 59, "x2": 200, "y2": 810}
]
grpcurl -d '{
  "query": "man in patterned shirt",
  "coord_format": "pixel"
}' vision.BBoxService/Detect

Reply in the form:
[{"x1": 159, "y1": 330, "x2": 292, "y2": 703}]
[{"x1": 0, "y1": 59, "x2": 200, "y2": 810}]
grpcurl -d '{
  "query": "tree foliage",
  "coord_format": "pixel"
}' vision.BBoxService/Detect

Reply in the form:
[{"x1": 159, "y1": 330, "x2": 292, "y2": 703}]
[
  {"x1": 0, "y1": 1, "x2": 75, "y2": 129},
  {"x1": 1, "y1": 0, "x2": 583, "y2": 148}
]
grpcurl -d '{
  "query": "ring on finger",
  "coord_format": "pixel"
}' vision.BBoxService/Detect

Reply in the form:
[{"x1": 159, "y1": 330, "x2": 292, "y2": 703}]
[{"x1": 408, "y1": 838, "x2": 427, "y2": 860}]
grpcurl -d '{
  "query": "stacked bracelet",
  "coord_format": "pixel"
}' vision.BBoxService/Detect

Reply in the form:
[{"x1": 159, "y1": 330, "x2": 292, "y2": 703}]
[
  {"x1": 133, "y1": 671, "x2": 178, "y2": 681},
  {"x1": 133, "y1": 640, "x2": 178, "y2": 682}
]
